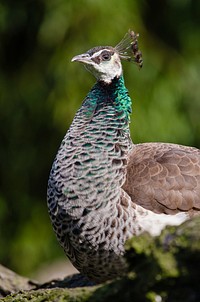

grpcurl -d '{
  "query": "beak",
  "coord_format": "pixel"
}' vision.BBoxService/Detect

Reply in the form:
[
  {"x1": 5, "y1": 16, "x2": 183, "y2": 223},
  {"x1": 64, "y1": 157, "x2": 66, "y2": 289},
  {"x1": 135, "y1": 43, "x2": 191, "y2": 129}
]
[{"x1": 71, "y1": 53, "x2": 91, "y2": 64}]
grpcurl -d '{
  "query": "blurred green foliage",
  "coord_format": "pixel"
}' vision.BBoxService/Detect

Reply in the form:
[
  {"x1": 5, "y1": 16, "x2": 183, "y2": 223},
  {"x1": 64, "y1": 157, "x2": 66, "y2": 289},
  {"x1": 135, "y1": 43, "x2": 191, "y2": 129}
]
[{"x1": 0, "y1": 0, "x2": 200, "y2": 276}]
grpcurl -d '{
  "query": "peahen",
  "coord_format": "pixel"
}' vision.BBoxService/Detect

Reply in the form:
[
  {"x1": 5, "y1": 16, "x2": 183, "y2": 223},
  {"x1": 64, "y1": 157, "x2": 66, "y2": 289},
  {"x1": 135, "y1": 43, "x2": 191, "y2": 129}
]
[{"x1": 47, "y1": 30, "x2": 200, "y2": 282}]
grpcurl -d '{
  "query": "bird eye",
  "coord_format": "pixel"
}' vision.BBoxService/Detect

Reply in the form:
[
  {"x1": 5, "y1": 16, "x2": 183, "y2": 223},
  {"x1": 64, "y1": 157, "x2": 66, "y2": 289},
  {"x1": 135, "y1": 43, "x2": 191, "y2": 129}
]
[{"x1": 101, "y1": 51, "x2": 111, "y2": 61}]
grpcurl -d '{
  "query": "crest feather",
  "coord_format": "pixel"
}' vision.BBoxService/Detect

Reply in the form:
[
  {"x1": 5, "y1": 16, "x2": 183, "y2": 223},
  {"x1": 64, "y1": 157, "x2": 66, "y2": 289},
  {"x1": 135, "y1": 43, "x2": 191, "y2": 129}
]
[{"x1": 115, "y1": 30, "x2": 143, "y2": 68}]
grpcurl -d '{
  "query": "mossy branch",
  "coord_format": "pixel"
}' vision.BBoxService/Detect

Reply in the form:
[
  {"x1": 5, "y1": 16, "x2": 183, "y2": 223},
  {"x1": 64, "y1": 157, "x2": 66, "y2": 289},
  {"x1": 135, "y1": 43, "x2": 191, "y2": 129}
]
[{"x1": 1, "y1": 217, "x2": 200, "y2": 302}]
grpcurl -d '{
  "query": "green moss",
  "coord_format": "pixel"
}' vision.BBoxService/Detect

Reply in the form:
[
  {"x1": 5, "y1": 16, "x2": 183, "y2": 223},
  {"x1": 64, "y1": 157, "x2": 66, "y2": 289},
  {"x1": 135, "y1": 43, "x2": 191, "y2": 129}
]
[{"x1": 3, "y1": 288, "x2": 95, "y2": 302}]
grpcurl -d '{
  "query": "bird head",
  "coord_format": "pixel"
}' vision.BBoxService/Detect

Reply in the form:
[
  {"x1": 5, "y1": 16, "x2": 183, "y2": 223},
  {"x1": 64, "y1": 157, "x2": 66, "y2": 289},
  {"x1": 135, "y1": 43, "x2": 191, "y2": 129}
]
[{"x1": 71, "y1": 30, "x2": 143, "y2": 84}]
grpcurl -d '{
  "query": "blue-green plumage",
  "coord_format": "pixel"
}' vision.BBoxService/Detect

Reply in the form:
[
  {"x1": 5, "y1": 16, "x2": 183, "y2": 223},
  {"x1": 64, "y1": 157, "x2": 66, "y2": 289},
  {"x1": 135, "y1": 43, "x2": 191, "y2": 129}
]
[
  {"x1": 48, "y1": 75, "x2": 133, "y2": 218},
  {"x1": 48, "y1": 74, "x2": 134, "y2": 281}
]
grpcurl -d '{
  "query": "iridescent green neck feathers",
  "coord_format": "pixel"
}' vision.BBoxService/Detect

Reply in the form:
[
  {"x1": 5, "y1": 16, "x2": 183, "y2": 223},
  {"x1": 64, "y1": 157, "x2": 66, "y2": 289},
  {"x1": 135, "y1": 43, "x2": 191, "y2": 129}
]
[{"x1": 81, "y1": 75, "x2": 132, "y2": 125}]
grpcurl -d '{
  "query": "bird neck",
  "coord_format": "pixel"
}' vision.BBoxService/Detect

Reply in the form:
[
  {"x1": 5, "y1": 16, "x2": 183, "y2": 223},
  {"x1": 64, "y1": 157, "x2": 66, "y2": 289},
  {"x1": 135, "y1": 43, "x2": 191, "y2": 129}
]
[
  {"x1": 83, "y1": 75, "x2": 132, "y2": 122},
  {"x1": 54, "y1": 75, "x2": 133, "y2": 221},
  {"x1": 67, "y1": 75, "x2": 133, "y2": 150}
]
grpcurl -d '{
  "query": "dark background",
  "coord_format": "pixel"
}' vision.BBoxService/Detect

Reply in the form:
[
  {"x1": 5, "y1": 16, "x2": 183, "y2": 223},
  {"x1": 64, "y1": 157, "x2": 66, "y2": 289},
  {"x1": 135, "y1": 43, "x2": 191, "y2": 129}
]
[{"x1": 0, "y1": 0, "x2": 200, "y2": 278}]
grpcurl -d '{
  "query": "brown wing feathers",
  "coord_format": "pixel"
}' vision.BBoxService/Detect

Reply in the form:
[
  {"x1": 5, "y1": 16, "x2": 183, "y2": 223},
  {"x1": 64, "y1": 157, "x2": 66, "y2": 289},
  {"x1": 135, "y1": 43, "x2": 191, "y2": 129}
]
[{"x1": 123, "y1": 143, "x2": 200, "y2": 216}]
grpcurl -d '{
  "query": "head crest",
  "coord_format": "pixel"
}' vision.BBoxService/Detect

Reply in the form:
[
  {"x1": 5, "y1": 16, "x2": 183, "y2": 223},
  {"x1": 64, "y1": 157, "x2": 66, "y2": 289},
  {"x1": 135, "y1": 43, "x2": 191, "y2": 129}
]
[{"x1": 115, "y1": 30, "x2": 143, "y2": 68}]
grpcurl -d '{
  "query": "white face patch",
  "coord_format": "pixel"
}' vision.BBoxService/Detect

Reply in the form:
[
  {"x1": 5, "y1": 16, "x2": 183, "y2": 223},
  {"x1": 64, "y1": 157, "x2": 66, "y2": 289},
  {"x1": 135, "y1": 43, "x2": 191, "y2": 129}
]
[{"x1": 86, "y1": 51, "x2": 123, "y2": 83}]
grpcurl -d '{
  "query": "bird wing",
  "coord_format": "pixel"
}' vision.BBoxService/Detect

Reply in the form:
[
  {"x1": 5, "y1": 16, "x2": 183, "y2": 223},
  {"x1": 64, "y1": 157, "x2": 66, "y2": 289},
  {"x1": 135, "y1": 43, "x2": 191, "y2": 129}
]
[{"x1": 123, "y1": 142, "x2": 200, "y2": 215}]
